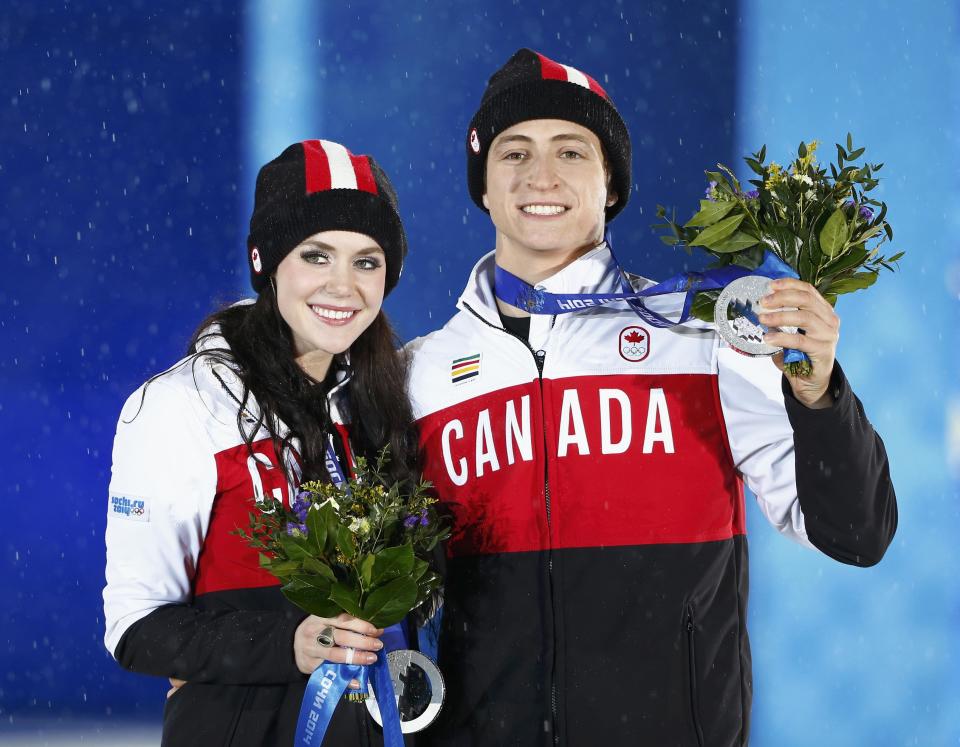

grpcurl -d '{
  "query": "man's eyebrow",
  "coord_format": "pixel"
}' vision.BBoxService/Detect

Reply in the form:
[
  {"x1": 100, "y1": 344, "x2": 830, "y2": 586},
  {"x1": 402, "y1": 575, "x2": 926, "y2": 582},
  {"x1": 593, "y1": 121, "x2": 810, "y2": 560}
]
[{"x1": 493, "y1": 133, "x2": 594, "y2": 147}]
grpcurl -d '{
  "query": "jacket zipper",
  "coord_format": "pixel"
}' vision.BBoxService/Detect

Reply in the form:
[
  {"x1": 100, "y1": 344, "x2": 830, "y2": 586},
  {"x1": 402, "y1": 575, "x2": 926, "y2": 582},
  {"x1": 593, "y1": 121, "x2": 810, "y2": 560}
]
[
  {"x1": 686, "y1": 607, "x2": 705, "y2": 747},
  {"x1": 462, "y1": 303, "x2": 559, "y2": 743}
]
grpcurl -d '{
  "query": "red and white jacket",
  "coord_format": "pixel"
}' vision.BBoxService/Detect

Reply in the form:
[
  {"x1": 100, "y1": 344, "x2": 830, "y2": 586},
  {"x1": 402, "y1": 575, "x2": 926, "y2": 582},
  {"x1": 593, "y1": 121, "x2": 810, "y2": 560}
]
[
  {"x1": 406, "y1": 244, "x2": 896, "y2": 747},
  {"x1": 102, "y1": 326, "x2": 385, "y2": 747}
]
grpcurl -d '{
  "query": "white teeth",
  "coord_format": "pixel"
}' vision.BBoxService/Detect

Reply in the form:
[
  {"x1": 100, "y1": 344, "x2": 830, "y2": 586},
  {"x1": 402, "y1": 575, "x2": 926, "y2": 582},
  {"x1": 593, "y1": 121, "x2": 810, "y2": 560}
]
[
  {"x1": 522, "y1": 204, "x2": 567, "y2": 215},
  {"x1": 311, "y1": 306, "x2": 357, "y2": 321}
]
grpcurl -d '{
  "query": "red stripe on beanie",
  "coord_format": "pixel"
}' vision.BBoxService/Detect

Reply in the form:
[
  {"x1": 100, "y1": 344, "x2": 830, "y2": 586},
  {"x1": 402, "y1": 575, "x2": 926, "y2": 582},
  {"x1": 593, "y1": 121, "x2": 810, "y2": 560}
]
[
  {"x1": 302, "y1": 139, "x2": 332, "y2": 194},
  {"x1": 585, "y1": 74, "x2": 608, "y2": 98},
  {"x1": 349, "y1": 154, "x2": 379, "y2": 195},
  {"x1": 535, "y1": 52, "x2": 568, "y2": 82}
]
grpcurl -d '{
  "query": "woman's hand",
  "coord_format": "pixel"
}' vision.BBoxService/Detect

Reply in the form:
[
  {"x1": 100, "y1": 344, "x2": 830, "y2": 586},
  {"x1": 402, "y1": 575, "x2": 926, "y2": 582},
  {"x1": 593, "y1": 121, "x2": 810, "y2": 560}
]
[
  {"x1": 294, "y1": 613, "x2": 385, "y2": 689},
  {"x1": 166, "y1": 677, "x2": 186, "y2": 699},
  {"x1": 758, "y1": 278, "x2": 840, "y2": 409}
]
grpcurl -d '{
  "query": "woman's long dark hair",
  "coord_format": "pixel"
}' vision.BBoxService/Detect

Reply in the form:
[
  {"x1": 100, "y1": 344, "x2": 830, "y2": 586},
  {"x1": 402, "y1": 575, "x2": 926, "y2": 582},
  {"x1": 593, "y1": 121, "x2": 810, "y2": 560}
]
[{"x1": 188, "y1": 284, "x2": 419, "y2": 488}]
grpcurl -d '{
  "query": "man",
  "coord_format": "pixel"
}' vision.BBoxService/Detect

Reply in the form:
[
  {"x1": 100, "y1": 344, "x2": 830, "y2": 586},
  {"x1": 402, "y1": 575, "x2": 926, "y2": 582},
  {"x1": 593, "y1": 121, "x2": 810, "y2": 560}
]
[{"x1": 407, "y1": 49, "x2": 896, "y2": 746}]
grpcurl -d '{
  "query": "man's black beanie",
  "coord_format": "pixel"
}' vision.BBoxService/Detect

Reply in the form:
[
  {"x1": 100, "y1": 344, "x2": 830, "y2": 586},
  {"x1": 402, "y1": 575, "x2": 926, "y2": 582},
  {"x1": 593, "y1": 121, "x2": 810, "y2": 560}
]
[{"x1": 466, "y1": 48, "x2": 632, "y2": 222}]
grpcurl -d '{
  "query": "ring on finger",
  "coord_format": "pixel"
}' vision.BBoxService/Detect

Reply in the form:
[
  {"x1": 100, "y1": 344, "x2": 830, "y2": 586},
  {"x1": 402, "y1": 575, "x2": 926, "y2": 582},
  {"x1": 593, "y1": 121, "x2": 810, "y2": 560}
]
[
  {"x1": 345, "y1": 647, "x2": 355, "y2": 665},
  {"x1": 316, "y1": 625, "x2": 336, "y2": 648}
]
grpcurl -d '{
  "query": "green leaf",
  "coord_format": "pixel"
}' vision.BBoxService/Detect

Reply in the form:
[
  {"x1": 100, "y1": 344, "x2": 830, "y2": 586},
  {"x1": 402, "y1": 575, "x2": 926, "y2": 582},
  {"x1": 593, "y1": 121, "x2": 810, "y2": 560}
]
[
  {"x1": 410, "y1": 557, "x2": 429, "y2": 582},
  {"x1": 330, "y1": 581, "x2": 364, "y2": 618},
  {"x1": 690, "y1": 291, "x2": 718, "y2": 323},
  {"x1": 281, "y1": 578, "x2": 340, "y2": 618},
  {"x1": 689, "y1": 213, "x2": 746, "y2": 249},
  {"x1": 758, "y1": 144, "x2": 767, "y2": 163},
  {"x1": 704, "y1": 170, "x2": 732, "y2": 192},
  {"x1": 744, "y1": 157, "x2": 764, "y2": 175},
  {"x1": 335, "y1": 524, "x2": 357, "y2": 560},
  {"x1": 659, "y1": 235, "x2": 679, "y2": 246},
  {"x1": 371, "y1": 543, "x2": 415, "y2": 587},
  {"x1": 848, "y1": 147, "x2": 865, "y2": 161},
  {"x1": 301, "y1": 556, "x2": 337, "y2": 582},
  {"x1": 305, "y1": 506, "x2": 328, "y2": 555},
  {"x1": 716, "y1": 163, "x2": 741, "y2": 194},
  {"x1": 887, "y1": 251, "x2": 905, "y2": 263},
  {"x1": 846, "y1": 132, "x2": 854, "y2": 151},
  {"x1": 818, "y1": 209, "x2": 848, "y2": 258},
  {"x1": 825, "y1": 271, "x2": 879, "y2": 296},
  {"x1": 362, "y1": 576, "x2": 419, "y2": 628},
  {"x1": 359, "y1": 553, "x2": 376, "y2": 589},
  {"x1": 798, "y1": 141, "x2": 807, "y2": 159},
  {"x1": 683, "y1": 199, "x2": 735, "y2": 228},
  {"x1": 278, "y1": 533, "x2": 312, "y2": 561},
  {"x1": 710, "y1": 230, "x2": 759, "y2": 254},
  {"x1": 821, "y1": 246, "x2": 870, "y2": 277}
]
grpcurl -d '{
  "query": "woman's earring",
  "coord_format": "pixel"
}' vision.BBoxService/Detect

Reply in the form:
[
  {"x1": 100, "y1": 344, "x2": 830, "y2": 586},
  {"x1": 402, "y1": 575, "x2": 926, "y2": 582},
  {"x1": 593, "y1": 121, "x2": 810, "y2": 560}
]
[{"x1": 270, "y1": 276, "x2": 278, "y2": 295}]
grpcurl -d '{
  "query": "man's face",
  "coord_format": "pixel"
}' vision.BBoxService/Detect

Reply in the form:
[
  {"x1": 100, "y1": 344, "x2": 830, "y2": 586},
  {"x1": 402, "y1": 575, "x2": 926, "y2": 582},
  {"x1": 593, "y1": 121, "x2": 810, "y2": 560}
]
[{"x1": 483, "y1": 119, "x2": 616, "y2": 259}]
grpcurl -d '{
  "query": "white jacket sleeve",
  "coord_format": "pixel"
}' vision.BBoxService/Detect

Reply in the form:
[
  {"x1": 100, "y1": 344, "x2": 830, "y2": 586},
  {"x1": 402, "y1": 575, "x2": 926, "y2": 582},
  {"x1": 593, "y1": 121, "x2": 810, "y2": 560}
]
[
  {"x1": 103, "y1": 377, "x2": 216, "y2": 657},
  {"x1": 716, "y1": 345, "x2": 814, "y2": 549}
]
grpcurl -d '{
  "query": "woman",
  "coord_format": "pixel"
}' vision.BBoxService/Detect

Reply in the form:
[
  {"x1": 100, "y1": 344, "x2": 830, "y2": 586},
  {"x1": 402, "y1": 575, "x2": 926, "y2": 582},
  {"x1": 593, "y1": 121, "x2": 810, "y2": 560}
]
[{"x1": 103, "y1": 139, "x2": 418, "y2": 745}]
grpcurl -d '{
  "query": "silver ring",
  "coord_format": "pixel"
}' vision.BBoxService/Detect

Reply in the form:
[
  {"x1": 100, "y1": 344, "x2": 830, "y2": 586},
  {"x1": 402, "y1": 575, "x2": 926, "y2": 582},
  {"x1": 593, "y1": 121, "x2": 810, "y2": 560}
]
[
  {"x1": 316, "y1": 625, "x2": 336, "y2": 648},
  {"x1": 345, "y1": 647, "x2": 355, "y2": 665}
]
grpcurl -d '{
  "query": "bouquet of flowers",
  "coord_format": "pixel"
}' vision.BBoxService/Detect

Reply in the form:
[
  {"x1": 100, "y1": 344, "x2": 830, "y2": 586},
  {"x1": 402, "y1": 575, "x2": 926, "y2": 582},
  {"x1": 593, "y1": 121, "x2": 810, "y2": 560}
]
[
  {"x1": 233, "y1": 449, "x2": 448, "y2": 629},
  {"x1": 655, "y1": 134, "x2": 903, "y2": 375}
]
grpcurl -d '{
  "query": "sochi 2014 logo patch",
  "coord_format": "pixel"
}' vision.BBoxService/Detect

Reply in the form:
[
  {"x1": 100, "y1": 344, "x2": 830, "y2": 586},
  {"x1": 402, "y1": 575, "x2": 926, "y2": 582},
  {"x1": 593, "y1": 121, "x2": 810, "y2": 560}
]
[
  {"x1": 251, "y1": 246, "x2": 263, "y2": 273},
  {"x1": 618, "y1": 326, "x2": 650, "y2": 362},
  {"x1": 469, "y1": 128, "x2": 480, "y2": 154},
  {"x1": 110, "y1": 494, "x2": 150, "y2": 522}
]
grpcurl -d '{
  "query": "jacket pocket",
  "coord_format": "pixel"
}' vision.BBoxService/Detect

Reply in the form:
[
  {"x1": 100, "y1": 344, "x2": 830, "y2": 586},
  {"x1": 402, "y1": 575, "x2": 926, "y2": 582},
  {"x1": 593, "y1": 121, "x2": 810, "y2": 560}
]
[{"x1": 685, "y1": 606, "x2": 705, "y2": 747}]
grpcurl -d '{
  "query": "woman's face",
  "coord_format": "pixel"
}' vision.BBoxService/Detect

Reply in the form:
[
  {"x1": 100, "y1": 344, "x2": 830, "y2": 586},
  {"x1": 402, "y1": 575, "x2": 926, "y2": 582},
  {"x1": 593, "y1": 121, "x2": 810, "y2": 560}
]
[{"x1": 274, "y1": 229, "x2": 387, "y2": 375}]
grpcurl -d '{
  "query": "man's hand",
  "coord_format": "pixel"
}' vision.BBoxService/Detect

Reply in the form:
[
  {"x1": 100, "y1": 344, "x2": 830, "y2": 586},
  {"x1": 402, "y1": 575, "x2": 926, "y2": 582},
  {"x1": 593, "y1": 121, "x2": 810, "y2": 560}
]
[{"x1": 758, "y1": 278, "x2": 840, "y2": 409}]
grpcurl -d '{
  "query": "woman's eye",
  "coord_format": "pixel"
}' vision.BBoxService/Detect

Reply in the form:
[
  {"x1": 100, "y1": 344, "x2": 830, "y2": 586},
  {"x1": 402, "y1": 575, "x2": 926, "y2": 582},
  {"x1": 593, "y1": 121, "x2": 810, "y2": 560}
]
[
  {"x1": 503, "y1": 151, "x2": 526, "y2": 161},
  {"x1": 355, "y1": 257, "x2": 382, "y2": 270},
  {"x1": 301, "y1": 250, "x2": 329, "y2": 264},
  {"x1": 560, "y1": 150, "x2": 584, "y2": 160}
]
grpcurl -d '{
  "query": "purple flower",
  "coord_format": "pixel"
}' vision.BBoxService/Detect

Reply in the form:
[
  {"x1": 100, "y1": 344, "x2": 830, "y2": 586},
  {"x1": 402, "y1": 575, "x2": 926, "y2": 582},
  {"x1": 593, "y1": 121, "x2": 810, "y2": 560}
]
[
  {"x1": 843, "y1": 199, "x2": 874, "y2": 221},
  {"x1": 744, "y1": 189, "x2": 759, "y2": 200},
  {"x1": 418, "y1": 510, "x2": 430, "y2": 527},
  {"x1": 291, "y1": 495, "x2": 310, "y2": 523},
  {"x1": 403, "y1": 514, "x2": 419, "y2": 529},
  {"x1": 704, "y1": 181, "x2": 718, "y2": 201},
  {"x1": 286, "y1": 522, "x2": 308, "y2": 537}
]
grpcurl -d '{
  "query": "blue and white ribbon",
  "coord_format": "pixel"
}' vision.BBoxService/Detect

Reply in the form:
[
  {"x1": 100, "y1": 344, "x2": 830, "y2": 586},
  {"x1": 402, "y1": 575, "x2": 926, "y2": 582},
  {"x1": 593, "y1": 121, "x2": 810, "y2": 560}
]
[
  {"x1": 295, "y1": 646, "x2": 404, "y2": 746},
  {"x1": 493, "y1": 232, "x2": 807, "y2": 365}
]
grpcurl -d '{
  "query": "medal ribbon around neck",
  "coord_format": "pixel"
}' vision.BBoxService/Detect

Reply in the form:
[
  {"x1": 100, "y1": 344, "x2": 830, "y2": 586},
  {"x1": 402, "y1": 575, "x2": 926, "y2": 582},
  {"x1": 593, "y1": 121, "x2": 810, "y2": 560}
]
[
  {"x1": 294, "y1": 437, "x2": 406, "y2": 747},
  {"x1": 492, "y1": 230, "x2": 808, "y2": 365}
]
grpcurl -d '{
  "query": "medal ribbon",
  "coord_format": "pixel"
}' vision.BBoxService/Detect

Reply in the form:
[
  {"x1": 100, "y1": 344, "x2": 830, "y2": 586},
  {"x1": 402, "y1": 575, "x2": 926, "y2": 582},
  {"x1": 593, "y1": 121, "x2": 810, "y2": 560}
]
[
  {"x1": 293, "y1": 440, "x2": 406, "y2": 745},
  {"x1": 493, "y1": 233, "x2": 807, "y2": 365}
]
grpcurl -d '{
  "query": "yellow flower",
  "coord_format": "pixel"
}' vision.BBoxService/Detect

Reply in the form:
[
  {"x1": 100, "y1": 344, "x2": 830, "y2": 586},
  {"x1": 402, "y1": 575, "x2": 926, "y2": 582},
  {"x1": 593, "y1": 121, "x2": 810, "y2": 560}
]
[{"x1": 765, "y1": 162, "x2": 785, "y2": 189}]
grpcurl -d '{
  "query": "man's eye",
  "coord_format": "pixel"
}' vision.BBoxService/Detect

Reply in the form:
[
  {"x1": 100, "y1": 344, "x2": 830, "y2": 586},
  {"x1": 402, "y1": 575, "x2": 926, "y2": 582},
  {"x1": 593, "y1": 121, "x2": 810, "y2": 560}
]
[
  {"x1": 560, "y1": 150, "x2": 584, "y2": 159},
  {"x1": 503, "y1": 152, "x2": 526, "y2": 161}
]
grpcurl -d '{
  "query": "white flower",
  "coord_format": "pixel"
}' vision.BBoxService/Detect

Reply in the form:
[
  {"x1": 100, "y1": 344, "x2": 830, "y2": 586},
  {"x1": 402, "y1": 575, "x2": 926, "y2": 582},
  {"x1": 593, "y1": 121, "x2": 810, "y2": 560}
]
[
  {"x1": 791, "y1": 173, "x2": 813, "y2": 186},
  {"x1": 312, "y1": 496, "x2": 340, "y2": 513},
  {"x1": 805, "y1": 189, "x2": 816, "y2": 200},
  {"x1": 347, "y1": 517, "x2": 371, "y2": 536}
]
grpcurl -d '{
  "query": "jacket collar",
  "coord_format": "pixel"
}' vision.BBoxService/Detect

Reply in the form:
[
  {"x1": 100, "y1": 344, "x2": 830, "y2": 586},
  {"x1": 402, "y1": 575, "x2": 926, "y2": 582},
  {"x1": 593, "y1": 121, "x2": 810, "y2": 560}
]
[{"x1": 456, "y1": 241, "x2": 623, "y2": 327}]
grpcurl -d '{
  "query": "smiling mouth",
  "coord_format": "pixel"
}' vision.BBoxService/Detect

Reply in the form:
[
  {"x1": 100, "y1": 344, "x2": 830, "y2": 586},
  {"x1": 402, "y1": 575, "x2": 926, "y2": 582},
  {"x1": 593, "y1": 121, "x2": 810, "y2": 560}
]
[
  {"x1": 520, "y1": 204, "x2": 568, "y2": 216},
  {"x1": 310, "y1": 305, "x2": 359, "y2": 322}
]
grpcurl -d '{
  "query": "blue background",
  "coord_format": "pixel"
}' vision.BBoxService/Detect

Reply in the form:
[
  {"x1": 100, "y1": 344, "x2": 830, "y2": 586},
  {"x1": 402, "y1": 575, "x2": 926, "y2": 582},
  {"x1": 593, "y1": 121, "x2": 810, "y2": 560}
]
[{"x1": 1, "y1": 1, "x2": 957, "y2": 744}]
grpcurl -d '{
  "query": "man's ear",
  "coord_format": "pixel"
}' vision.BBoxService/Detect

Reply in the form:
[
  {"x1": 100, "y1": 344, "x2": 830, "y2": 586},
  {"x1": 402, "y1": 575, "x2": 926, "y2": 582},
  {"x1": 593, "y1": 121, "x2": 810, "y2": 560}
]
[{"x1": 482, "y1": 192, "x2": 490, "y2": 210}]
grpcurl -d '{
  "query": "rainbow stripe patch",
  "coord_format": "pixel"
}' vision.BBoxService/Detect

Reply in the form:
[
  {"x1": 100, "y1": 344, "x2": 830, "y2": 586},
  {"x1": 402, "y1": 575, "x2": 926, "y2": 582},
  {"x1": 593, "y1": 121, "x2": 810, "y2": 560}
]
[{"x1": 451, "y1": 353, "x2": 481, "y2": 384}]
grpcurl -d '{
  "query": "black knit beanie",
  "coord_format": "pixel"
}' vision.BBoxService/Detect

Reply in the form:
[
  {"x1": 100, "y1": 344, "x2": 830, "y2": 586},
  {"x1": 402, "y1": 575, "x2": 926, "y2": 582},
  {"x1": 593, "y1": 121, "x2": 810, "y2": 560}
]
[
  {"x1": 466, "y1": 48, "x2": 632, "y2": 222},
  {"x1": 246, "y1": 139, "x2": 407, "y2": 294}
]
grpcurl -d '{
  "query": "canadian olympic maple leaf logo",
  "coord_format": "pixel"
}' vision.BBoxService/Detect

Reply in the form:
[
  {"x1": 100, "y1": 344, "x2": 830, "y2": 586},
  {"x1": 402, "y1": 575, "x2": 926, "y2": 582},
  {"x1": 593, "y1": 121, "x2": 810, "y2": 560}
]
[{"x1": 618, "y1": 326, "x2": 650, "y2": 363}]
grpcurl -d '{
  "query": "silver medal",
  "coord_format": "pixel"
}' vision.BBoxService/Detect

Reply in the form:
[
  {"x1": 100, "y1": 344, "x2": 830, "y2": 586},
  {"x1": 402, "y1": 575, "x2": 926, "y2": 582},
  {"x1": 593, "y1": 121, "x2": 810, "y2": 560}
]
[
  {"x1": 365, "y1": 649, "x2": 445, "y2": 734},
  {"x1": 714, "y1": 275, "x2": 797, "y2": 357}
]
